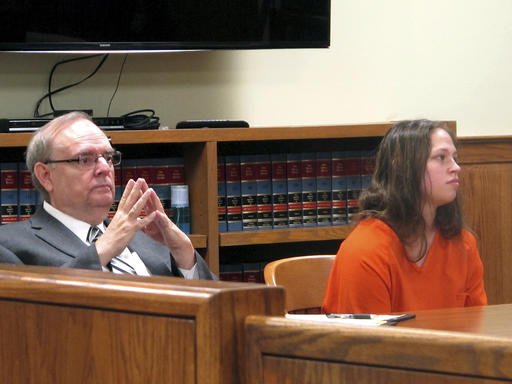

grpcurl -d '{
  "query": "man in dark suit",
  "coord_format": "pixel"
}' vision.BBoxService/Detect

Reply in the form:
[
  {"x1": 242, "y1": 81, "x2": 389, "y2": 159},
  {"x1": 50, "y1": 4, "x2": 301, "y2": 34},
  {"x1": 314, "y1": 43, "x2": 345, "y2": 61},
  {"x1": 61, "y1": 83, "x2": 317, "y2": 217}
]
[{"x1": 0, "y1": 112, "x2": 214, "y2": 279}]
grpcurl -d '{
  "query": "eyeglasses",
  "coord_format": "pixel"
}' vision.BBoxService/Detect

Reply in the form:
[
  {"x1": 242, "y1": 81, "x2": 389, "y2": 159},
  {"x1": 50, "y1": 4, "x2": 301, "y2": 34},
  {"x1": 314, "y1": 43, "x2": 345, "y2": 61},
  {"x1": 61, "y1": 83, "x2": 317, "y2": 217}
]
[{"x1": 44, "y1": 150, "x2": 122, "y2": 169}]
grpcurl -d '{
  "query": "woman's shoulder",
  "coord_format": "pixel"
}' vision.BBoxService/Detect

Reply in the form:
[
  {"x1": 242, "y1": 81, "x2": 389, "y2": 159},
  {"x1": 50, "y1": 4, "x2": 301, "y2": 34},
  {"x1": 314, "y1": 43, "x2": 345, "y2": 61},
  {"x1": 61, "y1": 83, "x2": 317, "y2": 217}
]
[
  {"x1": 437, "y1": 228, "x2": 478, "y2": 253},
  {"x1": 460, "y1": 228, "x2": 478, "y2": 248},
  {"x1": 346, "y1": 218, "x2": 401, "y2": 248},
  {"x1": 353, "y1": 217, "x2": 395, "y2": 233}
]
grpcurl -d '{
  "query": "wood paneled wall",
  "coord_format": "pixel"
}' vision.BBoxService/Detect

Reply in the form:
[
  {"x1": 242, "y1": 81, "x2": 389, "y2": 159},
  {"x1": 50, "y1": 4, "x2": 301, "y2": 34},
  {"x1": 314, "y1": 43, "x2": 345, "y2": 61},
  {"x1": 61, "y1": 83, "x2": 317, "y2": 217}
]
[{"x1": 459, "y1": 136, "x2": 512, "y2": 304}]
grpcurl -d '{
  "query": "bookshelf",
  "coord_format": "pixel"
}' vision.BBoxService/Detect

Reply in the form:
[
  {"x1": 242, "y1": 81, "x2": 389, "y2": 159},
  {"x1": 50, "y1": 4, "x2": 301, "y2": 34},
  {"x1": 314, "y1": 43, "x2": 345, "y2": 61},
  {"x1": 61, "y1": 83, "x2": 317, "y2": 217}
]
[{"x1": 1, "y1": 123, "x2": 403, "y2": 274}]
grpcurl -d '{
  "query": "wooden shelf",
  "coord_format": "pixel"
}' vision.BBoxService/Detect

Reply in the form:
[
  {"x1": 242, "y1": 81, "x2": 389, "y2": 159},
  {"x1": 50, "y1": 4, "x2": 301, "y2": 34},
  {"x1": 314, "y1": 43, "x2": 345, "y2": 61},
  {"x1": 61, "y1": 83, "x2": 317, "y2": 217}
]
[
  {"x1": 219, "y1": 225, "x2": 355, "y2": 247},
  {"x1": 189, "y1": 234, "x2": 207, "y2": 249},
  {"x1": 0, "y1": 123, "x2": 394, "y2": 148}
]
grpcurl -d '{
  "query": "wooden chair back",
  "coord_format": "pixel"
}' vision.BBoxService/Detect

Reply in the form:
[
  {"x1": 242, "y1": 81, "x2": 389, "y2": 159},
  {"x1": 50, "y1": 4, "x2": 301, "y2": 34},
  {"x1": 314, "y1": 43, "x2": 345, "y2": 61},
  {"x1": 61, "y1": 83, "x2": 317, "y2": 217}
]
[{"x1": 263, "y1": 255, "x2": 335, "y2": 313}]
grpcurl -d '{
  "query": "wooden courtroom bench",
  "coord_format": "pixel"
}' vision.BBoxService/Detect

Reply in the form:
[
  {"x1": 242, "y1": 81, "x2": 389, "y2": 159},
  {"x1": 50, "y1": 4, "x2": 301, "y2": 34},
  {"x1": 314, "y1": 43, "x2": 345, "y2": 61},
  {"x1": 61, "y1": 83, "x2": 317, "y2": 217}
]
[
  {"x1": 245, "y1": 305, "x2": 512, "y2": 384},
  {"x1": 0, "y1": 264, "x2": 284, "y2": 383}
]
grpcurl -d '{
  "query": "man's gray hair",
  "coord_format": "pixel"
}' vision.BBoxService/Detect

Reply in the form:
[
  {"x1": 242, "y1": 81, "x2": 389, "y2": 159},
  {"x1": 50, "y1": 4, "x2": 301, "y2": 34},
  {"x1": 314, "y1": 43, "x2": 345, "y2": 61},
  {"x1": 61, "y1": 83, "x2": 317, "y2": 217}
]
[{"x1": 26, "y1": 111, "x2": 92, "y2": 202}]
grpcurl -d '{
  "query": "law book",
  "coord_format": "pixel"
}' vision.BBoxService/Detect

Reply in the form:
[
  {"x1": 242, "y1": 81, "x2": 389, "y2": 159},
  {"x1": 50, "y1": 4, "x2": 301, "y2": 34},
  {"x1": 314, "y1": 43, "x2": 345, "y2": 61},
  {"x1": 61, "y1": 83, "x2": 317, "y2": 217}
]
[
  {"x1": 151, "y1": 157, "x2": 174, "y2": 218},
  {"x1": 219, "y1": 263, "x2": 244, "y2": 282},
  {"x1": 243, "y1": 262, "x2": 263, "y2": 283},
  {"x1": 0, "y1": 162, "x2": 19, "y2": 224},
  {"x1": 316, "y1": 151, "x2": 332, "y2": 226},
  {"x1": 301, "y1": 152, "x2": 317, "y2": 227},
  {"x1": 108, "y1": 163, "x2": 123, "y2": 219},
  {"x1": 240, "y1": 154, "x2": 259, "y2": 231},
  {"x1": 255, "y1": 154, "x2": 273, "y2": 229},
  {"x1": 270, "y1": 153, "x2": 289, "y2": 228},
  {"x1": 121, "y1": 158, "x2": 139, "y2": 185},
  {"x1": 135, "y1": 158, "x2": 155, "y2": 185},
  {"x1": 360, "y1": 150, "x2": 376, "y2": 192},
  {"x1": 331, "y1": 151, "x2": 348, "y2": 226},
  {"x1": 168, "y1": 157, "x2": 186, "y2": 186},
  {"x1": 344, "y1": 152, "x2": 363, "y2": 223},
  {"x1": 217, "y1": 155, "x2": 228, "y2": 232},
  {"x1": 18, "y1": 163, "x2": 37, "y2": 221},
  {"x1": 286, "y1": 153, "x2": 303, "y2": 228},
  {"x1": 225, "y1": 155, "x2": 243, "y2": 231}
]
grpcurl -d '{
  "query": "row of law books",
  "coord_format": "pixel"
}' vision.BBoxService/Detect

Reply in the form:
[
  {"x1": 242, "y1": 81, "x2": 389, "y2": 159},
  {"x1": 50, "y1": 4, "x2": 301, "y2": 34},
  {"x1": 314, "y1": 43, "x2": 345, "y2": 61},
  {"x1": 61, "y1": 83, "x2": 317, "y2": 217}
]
[
  {"x1": 219, "y1": 261, "x2": 265, "y2": 283},
  {"x1": 0, "y1": 162, "x2": 40, "y2": 223},
  {"x1": 217, "y1": 151, "x2": 375, "y2": 232},
  {"x1": 0, "y1": 158, "x2": 189, "y2": 230}
]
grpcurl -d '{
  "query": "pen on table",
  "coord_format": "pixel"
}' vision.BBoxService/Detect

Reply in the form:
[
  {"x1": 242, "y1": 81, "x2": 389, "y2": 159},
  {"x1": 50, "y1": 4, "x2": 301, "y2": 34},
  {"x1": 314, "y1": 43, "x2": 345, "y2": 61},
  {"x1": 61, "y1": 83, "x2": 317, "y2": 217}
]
[{"x1": 326, "y1": 314, "x2": 375, "y2": 319}]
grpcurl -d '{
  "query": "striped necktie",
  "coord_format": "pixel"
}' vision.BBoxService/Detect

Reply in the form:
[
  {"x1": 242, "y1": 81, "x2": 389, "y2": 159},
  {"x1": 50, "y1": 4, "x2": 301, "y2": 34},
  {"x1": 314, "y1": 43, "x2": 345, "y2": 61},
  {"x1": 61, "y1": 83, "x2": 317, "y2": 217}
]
[{"x1": 87, "y1": 226, "x2": 137, "y2": 275}]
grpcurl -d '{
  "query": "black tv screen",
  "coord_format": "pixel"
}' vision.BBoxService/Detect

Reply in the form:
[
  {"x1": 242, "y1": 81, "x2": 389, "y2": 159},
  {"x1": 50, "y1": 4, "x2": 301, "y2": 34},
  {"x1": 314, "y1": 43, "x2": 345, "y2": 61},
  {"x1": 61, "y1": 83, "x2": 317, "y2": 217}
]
[{"x1": 0, "y1": 1, "x2": 330, "y2": 52}]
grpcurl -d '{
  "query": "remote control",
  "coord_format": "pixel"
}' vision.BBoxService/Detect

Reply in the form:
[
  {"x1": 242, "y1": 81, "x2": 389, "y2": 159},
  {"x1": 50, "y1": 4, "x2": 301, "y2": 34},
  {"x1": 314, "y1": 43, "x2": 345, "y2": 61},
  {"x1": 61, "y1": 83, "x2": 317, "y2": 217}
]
[{"x1": 176, "y1": 120, "x2": 249, "y2": 129}]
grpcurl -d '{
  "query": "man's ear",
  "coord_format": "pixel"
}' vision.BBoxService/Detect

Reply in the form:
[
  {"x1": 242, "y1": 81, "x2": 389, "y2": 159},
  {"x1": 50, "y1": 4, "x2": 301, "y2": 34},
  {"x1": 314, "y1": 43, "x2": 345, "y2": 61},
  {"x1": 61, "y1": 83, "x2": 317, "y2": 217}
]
[{"x1": 33, "y1": 162, "x2": 53, "y2": 193}]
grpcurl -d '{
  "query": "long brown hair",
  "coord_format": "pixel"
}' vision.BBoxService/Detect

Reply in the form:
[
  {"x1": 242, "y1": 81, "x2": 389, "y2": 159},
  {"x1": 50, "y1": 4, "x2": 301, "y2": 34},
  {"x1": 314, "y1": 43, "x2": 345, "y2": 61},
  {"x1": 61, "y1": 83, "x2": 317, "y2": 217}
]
[{"x1": 358, "y1": 119, "x2": 463, "y2": 250}]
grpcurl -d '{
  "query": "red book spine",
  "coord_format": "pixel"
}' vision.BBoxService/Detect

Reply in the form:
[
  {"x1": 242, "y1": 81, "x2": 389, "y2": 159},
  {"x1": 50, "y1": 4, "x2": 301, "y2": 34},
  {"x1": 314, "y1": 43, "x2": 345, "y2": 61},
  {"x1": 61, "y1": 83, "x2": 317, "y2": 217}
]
[
  {"x1": 301, "y1": 152, "x2": 317, "y2": 227},
  {"x1": 18, "y1": 164, "x2": 36, "y2": 221},
  {"x1": 286, "y1": 153, "x2": 303, "y2": 228},
  {"x1": 0, "y1": 162, "x2": 19, "y2": 224},
  {"x1": 256, "y1": 154, "x2": 273, "y2": 229},
  {"x1": 316, "y1": 151, "x2": 332, "y2": 226},
  {"x1": 217, "y1": 156, "x2": 228, "y2": 232},
  {"x1": 271, "y1": 153, "x2": 289, "y2": 228},
  {"x1": 240, "y1": 155, "x2": 258, "y2": 231},
  {"x1": 152, "y1": 158, "x2": 173, "y2": 218},
  {"x1": 345, "y1": 153, "x2": 363, "y2": 223},
  {"x1": 225, "y1": 155, "x2": 242, "y2": 231},
  {"x1": 331, "y1": 151, "x2": 348, "y2": 226},
  {"x1": 108, "y1": 164, "x2": 123, "y2": 219}
]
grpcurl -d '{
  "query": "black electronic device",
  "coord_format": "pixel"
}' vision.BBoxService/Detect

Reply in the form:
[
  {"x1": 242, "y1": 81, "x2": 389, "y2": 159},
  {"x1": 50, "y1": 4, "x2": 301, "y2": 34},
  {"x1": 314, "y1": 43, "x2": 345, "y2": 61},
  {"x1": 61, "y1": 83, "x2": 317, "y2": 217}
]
[
  {"x1": 176, "y1": 120, "x2": 249, "y2": 129},
  {"x1": 0, "y1": 1, "x2": 330, "y2": 52},
  {"x1": 0, "y1": 117, "x2": 157, "y2": 133}
]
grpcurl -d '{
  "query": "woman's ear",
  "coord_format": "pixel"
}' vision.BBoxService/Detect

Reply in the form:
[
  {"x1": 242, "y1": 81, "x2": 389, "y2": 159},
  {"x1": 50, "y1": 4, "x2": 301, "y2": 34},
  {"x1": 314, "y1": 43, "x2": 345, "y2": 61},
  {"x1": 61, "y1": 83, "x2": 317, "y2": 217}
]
[{"x1": 33, "y1": 162, "x2": 53, "y2": 193}]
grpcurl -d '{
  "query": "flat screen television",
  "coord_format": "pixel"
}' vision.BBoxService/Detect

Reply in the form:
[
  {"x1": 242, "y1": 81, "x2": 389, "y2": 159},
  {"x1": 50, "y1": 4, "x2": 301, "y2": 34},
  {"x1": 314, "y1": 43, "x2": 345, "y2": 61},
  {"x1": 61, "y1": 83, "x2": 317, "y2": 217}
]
[{"x1": 0, "y1": 1, "x2": 330, "y2": 52}]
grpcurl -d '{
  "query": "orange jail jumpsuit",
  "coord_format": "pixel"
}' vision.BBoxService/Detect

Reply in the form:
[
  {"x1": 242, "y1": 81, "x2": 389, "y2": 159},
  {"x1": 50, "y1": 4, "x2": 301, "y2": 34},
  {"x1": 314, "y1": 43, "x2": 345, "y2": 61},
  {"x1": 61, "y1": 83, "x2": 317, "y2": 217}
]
[{"x1": 322, "y1": 218, "x2": 487, "y2": 314}]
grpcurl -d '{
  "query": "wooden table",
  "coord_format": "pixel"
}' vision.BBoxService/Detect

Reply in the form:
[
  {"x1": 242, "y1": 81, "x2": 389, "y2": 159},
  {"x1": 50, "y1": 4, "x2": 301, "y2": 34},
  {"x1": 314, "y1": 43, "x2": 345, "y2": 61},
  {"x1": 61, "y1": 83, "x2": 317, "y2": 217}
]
[
  {"x1": 397, "y1": 303, "x2": 512, "y2": 336},
  {"x1": 245, "y1": 304, "x2": 512, "y2": 383}
]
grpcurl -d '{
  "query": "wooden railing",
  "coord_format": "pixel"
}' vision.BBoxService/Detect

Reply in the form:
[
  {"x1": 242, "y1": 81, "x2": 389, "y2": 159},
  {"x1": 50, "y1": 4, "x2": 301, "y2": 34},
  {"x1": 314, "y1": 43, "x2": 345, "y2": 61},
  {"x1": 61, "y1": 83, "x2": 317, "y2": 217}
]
[{"x1": 0, "y1": 265, "x2": 284, "y2": 383}]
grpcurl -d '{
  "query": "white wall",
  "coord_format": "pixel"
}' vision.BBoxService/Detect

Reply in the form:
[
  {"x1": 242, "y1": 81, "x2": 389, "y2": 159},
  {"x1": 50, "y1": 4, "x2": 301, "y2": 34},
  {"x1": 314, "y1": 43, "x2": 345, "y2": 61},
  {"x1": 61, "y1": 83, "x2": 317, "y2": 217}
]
[{"x1": 1, "y1": 1, "x2": 512, "y2": 136}]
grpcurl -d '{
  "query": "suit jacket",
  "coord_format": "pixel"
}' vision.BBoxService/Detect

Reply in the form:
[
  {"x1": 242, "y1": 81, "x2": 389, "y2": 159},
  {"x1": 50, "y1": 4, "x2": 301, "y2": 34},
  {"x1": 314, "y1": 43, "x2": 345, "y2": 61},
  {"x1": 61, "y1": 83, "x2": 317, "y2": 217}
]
[{"x1": 0, "y1": 208, "x2": 215, "y2": 280}]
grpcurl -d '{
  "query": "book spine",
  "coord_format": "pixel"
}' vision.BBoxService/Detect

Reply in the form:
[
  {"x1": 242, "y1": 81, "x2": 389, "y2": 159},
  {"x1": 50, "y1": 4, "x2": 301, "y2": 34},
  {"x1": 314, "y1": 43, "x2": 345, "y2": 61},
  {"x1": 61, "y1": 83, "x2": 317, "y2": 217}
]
[
  {"x1": 301, "y1": 152, "x2": 317, "y2": 227},
  {"x1": 316, "y1": 151, "x2": 332, "y2": 226},
  {"x1": 344, "y1": 152, "x2": 363, "y2": 223},
  {"x1": 121, "y1": 158, "x2": 139, "y2": 185},
  {"x1": 360, "y1": 150, "x2": 376, "y2": 192},
  {"x1": 331, "y1": 151, "x2": 348, "y2": 226},
  {"x1": 168, "y1": 157, "x2": 186, "y2": 185},
  {"x1": 286, "y1": 153, "x2": 303, "y2": 228},
  {"x1": 217, "y1": 156, "x2": 228, "y2": 232},
  {"x1": 240, "y1": 155, "x2": 259, "y2": 231},
  {"x1": 271, "y1": 153, "x2": 289, "y2": 228},
  {"x1": 225, "y1": 155, "x2": 243, "y2": 232},
  {"x1": 256, "y1": 154, "x2": 273, "y2": 229},
  {"x1": 219, "y1": 263, "x2": 244, "y2": 282},
  {"x1": 152, "y1": 157, "x2": 173, "y2": 218},
  {"x1": 109, "y1": 163, "x2": 123, "y2": 219},
  {"x1": 243, "y1": 262, "x2": 263, "y2": 283},
  {"x1": 0, "y1": 162, "x2": 19, "y2": 224},
  {"x1": 18, "y1": 163, "x2": 37, "y2": 221}
]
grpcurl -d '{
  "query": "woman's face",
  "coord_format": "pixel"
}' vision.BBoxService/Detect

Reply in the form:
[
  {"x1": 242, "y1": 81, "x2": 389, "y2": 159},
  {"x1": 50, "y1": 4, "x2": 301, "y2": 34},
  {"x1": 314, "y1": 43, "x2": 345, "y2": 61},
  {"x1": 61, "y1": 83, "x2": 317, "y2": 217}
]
[{"x1": 423, "y1": 128, "x2": 461, "y2": 208}]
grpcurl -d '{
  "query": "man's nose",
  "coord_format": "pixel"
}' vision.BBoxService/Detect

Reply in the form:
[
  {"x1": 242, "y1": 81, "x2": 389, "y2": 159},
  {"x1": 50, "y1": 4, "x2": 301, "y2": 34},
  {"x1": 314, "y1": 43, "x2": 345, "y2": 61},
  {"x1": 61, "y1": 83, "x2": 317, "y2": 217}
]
[{"x1": 95, "y1": 156, "x2": 111, "y2": 171}]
